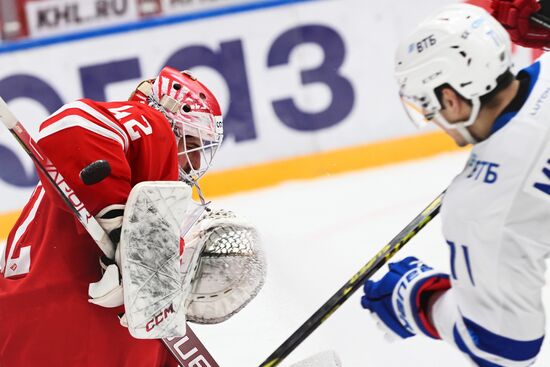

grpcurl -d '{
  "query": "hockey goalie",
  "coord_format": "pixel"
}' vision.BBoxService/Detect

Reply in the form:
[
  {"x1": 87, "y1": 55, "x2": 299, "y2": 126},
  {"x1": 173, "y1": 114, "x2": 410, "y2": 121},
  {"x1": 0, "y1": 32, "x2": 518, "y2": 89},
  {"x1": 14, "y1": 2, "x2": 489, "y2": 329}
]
[{"x1": 0, "y1": 67, "x2": 266, "y2": 367}]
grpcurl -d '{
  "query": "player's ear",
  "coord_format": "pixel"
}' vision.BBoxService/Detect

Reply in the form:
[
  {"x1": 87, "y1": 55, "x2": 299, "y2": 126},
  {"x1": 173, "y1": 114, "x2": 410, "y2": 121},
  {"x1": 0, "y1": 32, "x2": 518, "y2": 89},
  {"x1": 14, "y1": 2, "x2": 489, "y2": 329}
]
[{"x1": 439, "y1": 87, "x2": 458, "y2": 111}]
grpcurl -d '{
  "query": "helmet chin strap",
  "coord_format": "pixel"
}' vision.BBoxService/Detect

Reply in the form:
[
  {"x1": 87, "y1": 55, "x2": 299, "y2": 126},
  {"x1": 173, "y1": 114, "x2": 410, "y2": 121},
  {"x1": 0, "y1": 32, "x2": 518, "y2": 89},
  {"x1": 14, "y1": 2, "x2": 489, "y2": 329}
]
[
  {"x1": 456, "y1": 126, "x2": 478, "y2": 145},
  {"x1": 178, "y1": 168, "x2": 209, "y2": 206},
  {"x1": 436, "y1": 97, "x2": 481, "y2": 145}
]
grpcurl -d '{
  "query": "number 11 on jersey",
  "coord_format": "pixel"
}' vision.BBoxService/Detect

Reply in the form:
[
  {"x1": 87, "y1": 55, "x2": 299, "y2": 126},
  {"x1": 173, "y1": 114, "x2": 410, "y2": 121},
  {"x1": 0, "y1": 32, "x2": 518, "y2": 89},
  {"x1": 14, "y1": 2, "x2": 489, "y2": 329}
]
[{"x1": 446, "y1": 240, "x2": 476, "y2": 286}]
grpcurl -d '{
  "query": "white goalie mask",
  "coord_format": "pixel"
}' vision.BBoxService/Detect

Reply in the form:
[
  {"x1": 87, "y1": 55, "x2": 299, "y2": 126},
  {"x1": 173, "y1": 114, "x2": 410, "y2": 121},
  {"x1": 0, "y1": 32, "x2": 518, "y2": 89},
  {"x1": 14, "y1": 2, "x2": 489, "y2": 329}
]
[
  {"x1": 394, "y1": 4, "x2": 512, "y2": 143},
  {"x1": 130, "y1": 67, "x2": 223, "y2": 188}
]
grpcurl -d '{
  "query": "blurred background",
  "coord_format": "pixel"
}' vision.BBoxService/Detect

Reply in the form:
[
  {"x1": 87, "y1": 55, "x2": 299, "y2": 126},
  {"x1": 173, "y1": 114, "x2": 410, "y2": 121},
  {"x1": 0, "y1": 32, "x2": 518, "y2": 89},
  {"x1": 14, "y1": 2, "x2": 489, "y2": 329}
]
[{"x1": 0, "y1": 0, "x2": 548, "y2": 366}]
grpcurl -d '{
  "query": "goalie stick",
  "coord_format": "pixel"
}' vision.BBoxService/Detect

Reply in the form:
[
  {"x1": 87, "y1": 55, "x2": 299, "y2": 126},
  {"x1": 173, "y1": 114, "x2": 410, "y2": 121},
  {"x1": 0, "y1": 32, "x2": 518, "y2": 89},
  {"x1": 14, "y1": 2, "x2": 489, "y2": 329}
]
[
  {"x1": 0, "y1": 97, "x2": 219, "y2": 367},
  {"x1": 258, "y1": 192, "x2": 444, "y2": 367}
]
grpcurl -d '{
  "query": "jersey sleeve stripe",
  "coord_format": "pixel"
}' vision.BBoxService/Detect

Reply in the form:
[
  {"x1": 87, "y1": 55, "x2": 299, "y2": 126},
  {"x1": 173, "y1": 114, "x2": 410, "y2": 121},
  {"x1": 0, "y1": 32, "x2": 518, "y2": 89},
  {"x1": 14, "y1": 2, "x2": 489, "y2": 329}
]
[
  {"x1": 462, "y1": 316, "x2": 544, "y2": 361},
  {"x1": 452, "y1": 317, "x2": 543, "y2": 366},
  {"x1": 44, "y1": 101, "x2": 130, "y2": 150},
  {"x1": 4, "y1": 185, "x2": 45, "y2": 272},
  {"x1": 453, "y1": 326, "x2": 506, "y2": 367},
  {"x1": 75, "y1": 101, "x2": 130, "y2": 149},
  {"x1": 0, "y1": 182, "x2": 37, "y2": 272},
  {"x1": 37, "y1": 115, "x2": 126, "y2": 150}
]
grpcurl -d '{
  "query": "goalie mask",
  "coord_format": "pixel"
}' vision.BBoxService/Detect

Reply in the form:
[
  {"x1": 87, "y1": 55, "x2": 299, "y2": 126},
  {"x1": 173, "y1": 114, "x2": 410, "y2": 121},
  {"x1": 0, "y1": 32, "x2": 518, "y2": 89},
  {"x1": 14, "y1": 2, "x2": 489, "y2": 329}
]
[
  {"x1": 394, "y1": 4, "x2": 512, "y2": 144},
  {"x1": 130, "y1": 67, "x2": 223, "y2": 187}
]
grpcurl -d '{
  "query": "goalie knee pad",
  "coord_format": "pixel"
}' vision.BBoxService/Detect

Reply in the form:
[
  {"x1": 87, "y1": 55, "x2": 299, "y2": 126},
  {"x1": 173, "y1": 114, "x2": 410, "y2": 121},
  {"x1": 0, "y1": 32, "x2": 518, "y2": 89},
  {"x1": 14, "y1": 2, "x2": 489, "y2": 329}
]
[
  {"x1": 185, "y1": 209, "x2": 266, "y2": 324},
  {"x1": 362, "y1": 257, "x2": 450, "y2": 339}
]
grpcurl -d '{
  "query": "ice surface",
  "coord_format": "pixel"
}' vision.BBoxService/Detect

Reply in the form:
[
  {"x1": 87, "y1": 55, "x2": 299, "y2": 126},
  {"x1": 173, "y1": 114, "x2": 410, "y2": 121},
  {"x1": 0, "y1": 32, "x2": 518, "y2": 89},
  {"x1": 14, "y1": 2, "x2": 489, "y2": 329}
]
[
  {"x1": 289, "y1": 350, "x2": 341, "y2": 367},
  {"x1": 6, "y1": 151, "x2": 548, "y2": 365},
  {"x1": 189, "y1": 151, "x2": 550, "y2": 367}
]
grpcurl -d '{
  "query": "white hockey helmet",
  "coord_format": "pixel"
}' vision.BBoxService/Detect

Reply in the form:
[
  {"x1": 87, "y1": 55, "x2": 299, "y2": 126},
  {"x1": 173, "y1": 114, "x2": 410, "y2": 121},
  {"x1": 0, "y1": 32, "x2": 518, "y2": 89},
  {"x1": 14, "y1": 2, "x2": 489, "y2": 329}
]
[
  {"x1": 130, "y1": 67, "x2": 223, "y2": 187},
  {"x1": 395, "y1": 4, "x2": 512, "y2": 143}
]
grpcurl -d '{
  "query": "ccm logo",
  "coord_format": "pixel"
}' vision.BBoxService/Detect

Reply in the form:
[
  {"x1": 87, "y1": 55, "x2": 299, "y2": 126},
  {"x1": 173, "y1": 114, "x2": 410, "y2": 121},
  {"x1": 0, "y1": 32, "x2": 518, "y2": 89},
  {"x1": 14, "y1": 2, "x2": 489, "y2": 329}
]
[{"x1": 146, "y1": 303, "x2": 175, "y2": 332}]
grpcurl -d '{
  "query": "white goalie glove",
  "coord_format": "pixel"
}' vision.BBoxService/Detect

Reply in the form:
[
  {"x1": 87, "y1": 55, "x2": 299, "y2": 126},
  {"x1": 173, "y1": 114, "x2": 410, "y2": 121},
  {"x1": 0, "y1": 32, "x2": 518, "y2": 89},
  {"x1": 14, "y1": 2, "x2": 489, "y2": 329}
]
[
  {"x1": 88, "y1": 204, "x2": 125, "y2": 308},
  {"x1": 185, "y1": 208, "x2": 266, "y2": 324}
]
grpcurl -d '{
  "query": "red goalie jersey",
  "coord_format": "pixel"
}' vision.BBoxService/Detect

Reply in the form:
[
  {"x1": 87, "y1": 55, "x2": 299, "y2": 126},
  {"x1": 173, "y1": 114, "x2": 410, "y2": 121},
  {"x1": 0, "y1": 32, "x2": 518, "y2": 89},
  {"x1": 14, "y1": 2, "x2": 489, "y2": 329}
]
[{"x1": 0, "y1": 99, "x2": 180, "y2": 367}]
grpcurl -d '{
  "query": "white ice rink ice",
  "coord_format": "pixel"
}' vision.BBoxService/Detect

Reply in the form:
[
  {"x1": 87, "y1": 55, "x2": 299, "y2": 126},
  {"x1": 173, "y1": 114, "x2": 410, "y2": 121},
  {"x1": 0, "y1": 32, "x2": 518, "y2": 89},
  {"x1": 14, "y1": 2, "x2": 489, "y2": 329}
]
[
  {"x1": 4, "y1": 150, "x2": 547, "y2": 366},
  {"x1": 192, "y1": 150, "x2": 550, "y2": 367}
]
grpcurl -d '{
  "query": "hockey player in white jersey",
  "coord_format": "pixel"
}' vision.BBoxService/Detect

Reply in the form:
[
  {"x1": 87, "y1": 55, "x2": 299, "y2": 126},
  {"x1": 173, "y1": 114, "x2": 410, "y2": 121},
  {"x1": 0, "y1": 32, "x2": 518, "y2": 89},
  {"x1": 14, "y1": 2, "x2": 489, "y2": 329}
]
[{"x1": 361, "y1": 4, "x2": 550, "y2": 367}]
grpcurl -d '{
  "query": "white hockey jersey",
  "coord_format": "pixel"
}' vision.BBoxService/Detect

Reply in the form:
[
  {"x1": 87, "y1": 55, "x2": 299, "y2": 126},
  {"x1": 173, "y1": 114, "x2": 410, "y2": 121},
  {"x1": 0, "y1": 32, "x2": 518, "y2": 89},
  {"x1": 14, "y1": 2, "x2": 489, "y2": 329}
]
[{"x1": 433, "y1": 54, "x2": 550, "y2": 366}]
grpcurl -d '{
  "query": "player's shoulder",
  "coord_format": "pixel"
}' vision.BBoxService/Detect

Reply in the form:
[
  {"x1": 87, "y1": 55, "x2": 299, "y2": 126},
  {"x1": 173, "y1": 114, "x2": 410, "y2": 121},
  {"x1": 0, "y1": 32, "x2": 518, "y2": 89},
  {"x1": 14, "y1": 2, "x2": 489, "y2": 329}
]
[
  {"x1": 40, "y1": 98, "x2": 121, "y2": 128},
  {"x1": 81, "y1": 99, "x2": 160, "y2": 120},
  {"x1": 63, "y1": 98, "x2": 173, "y2": 136},
  {"x1": 38, "y1": 99, "x2": 173, "y2": 150},
  {"x1": 90, "y1": 100, "x2": 172, "y2": 130}
]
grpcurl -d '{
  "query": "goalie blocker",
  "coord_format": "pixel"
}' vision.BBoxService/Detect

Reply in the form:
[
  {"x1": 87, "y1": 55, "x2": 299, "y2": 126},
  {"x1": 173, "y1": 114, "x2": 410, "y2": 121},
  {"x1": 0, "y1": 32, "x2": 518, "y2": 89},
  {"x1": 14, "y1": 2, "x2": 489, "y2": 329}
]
[{"x1": 88, "y1": 181, "x2": 266, "y2": 338}]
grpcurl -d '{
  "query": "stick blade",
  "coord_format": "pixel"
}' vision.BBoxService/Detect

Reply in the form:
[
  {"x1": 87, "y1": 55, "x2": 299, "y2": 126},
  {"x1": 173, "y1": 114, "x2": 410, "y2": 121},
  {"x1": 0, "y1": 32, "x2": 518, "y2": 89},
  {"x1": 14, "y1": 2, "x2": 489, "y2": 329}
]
[
  {"x1": 289, "y1": 351, "x2": 342, "y2": 367},
  {"x1": 0, "y1": 97, "x2": 19, "y2": 129}
]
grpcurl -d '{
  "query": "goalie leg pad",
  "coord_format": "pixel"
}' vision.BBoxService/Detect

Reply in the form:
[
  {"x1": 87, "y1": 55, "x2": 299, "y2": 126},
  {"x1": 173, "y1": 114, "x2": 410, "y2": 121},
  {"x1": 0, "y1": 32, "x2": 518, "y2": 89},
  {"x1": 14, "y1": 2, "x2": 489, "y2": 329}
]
[
  {"x1": 120, "y1": 181, "x2": 193, "y2": 339},
  {"x1": 186, "y1": 209, "x2": 266, "y2": 324}
]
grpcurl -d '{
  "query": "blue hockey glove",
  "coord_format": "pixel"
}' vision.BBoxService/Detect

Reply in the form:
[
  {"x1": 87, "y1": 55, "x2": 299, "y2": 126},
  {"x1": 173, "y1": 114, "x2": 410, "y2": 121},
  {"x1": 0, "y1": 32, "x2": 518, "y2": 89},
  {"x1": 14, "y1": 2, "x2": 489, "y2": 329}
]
[{"x1": 361, "y1": 256, "x2": 450, "y2": 340}]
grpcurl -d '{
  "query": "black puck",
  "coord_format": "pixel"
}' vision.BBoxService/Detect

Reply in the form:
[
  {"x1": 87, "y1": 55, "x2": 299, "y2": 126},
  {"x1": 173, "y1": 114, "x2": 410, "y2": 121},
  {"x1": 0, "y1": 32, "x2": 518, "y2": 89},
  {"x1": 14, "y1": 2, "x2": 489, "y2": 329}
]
[{"x1": 80, "y1": 160, "x2": 111, "y2": 185}]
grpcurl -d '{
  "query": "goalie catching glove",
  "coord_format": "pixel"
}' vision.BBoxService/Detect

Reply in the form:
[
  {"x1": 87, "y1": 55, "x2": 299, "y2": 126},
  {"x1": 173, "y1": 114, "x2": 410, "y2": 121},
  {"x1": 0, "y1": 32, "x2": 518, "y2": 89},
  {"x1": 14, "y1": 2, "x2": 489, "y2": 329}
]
[{"x1": 184, "y1": 207, "x2": 266, "y2": 324}]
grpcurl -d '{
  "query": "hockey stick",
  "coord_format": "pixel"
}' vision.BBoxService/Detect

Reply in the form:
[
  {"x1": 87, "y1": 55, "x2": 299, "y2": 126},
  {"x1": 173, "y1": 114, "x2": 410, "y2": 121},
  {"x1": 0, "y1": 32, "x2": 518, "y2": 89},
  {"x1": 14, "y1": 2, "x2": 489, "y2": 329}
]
[
  {"x1": 532, "y1": 12, "x2": 550, "y2": 30},
  {"x1": 258, "y1": 192, "x2": 444, "y2": 367},
  {"x1": 0, "y1": 97, "x2": 219, "y2": 367}
]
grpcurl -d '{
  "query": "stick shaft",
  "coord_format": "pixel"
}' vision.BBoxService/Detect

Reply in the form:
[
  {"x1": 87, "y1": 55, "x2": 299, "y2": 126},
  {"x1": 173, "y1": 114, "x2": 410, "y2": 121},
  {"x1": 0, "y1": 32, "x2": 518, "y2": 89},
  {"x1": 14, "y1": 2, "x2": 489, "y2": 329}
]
[
  {"x1": 163, "y1": 328, "x2": 220, "y2": 367},
  {"x1": 259, "y1": 192, "x2": 444, "y2": 367},
  {"x1": 531, "y1": 13, "x2": 550, "y2": 30}
]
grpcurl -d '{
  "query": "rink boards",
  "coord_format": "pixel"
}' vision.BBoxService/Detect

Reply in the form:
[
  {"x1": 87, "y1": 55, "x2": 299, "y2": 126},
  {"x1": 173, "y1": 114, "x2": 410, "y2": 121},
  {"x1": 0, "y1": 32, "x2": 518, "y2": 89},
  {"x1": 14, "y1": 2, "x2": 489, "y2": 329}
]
[{"x1": 0, "y1": 0, "x2": 541, "y2": 240}]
